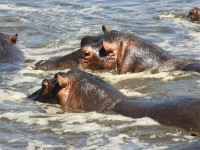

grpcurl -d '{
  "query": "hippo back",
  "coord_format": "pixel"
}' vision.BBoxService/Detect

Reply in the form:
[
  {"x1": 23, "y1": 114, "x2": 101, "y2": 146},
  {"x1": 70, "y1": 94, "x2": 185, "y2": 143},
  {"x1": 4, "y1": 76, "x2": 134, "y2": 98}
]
[{"x1": 61, "y1": 69, "x2": 126, "y2": 112}]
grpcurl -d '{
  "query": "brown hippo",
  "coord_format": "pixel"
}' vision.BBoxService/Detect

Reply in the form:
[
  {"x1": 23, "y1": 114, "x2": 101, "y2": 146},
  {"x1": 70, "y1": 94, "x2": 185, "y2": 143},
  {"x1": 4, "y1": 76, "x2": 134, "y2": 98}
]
[
  {"x1": 0, "y1": 32, "x2": 23, "y2": 71},
  {"x1": 34, "y1": 25, "x2": 109, "y2": 70},
  {"x1": 80, "y1": 30, "x2": 175, "y2": 74},
  {"x1": 188, "y1": 7, "x2": 200, "y2": 22},
  {"x1": 80, "y1": 30, "x2": 200, "y2": 74},
  {"x1": 35, "y1": 25, "x2": 200, "y2": 74},
  {"x1": 28, "y1": 69, "x2": 200, "y2": 135}
]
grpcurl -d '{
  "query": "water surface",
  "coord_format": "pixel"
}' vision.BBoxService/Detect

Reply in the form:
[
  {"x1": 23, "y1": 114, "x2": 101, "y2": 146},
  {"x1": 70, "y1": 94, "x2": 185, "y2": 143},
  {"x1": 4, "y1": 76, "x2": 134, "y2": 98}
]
[{"x1": 0, "y1": 0, "x2": 200, "y2": 149}]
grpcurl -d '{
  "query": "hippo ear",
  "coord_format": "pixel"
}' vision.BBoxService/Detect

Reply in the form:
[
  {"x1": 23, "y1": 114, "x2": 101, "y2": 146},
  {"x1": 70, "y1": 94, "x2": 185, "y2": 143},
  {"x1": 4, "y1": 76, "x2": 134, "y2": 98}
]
[
  {"x1": 102, "y1": 39, "x2": 111, "y2": 51},
  {"x1": 10, "y1": 34, "x2": 18, "y2": 44},
  {"x1": 57, "y1": 74, "x2": 67, "y2": 88},
  {"x1": 102, "y1": 25, "x2": 109, "y2": 33}
]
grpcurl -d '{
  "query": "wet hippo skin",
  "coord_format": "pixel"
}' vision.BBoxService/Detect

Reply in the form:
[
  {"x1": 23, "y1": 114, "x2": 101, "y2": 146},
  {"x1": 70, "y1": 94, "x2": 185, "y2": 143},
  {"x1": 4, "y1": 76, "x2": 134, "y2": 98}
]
[
  {"x1": 34, "y1": 25, "x2": 109, "y2": 70},
  {"x1": 188, "y1": 7, "x2": 200, "y2": 22},
  {"x1": 28, "y1": 69, "x2": 200, "y2": 135},
  {"x1": 35, "y1": 24, "x2": 200, "y2": 74},
  {"x1": 155, "y1": 57, "x2": 200, "y2": 72},
  {"x1": 80, "y1": 29, "x2": 200, "y2": 74},
  {"x1": 0, "y1": 32, "x2": 23, "y2": 71},
  {"x1": 35, "y1": 49, "x2": 81, "y2": 70},
  {"x1": 80, "y1": 30, "x2": 174, "y2": 74}
]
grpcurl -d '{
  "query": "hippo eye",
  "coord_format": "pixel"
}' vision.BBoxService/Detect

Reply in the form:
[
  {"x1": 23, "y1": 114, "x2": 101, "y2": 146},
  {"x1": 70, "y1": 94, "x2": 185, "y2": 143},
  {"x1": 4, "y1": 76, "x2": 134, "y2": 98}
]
[{"x1": 84, "y1": 51, "x2": 90, "y2": 56}]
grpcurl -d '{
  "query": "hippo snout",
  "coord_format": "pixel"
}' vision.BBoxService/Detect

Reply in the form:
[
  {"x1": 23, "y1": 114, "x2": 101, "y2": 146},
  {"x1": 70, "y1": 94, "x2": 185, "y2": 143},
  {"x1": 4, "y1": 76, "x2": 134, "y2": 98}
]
[{"x1": 35, "y1": 60, "x2": 46, "y2": 69}]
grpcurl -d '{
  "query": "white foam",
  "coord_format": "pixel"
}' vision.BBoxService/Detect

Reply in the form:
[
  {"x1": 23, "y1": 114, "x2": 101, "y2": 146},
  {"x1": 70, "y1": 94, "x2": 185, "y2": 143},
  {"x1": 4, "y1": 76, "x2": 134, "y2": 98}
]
[
  {"x1": 92, "y1": 70, "x2": 198, "y2": 85},
  {"x1": 0, "y1": 112, "x2": 49, "y2": 126},
  {"x1": 26, "y1": 140, "x2": 65, "y2": 150},
  {"x1": 159, "y1": 14, "x2": 179, "y2": 19},
  {"x1": 0, "y1": 4, "x2": 38, "y2": 12},
  {"x1": 0, "y1": 90, "x2": 26, "y2": 102}
]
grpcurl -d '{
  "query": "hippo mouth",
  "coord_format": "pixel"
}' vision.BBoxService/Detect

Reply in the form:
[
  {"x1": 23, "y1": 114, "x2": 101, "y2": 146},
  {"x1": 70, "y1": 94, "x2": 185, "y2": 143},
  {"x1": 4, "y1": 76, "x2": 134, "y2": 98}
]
[
  {"x1": 27, "y1": 88, "x2": 42, "y2": 101},
  {"x1": 79, "y1": 44, "x2": 117, "y2": 70},
  {"x1": 99, "y1": 51, "x2": 116, "y2": 64}
]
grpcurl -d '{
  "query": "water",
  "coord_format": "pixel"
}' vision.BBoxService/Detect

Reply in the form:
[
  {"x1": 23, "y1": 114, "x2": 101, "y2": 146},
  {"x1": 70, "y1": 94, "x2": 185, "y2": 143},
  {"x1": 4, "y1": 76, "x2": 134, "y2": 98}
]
[{"x1": 0, "y1": 0, "x2": 200, "y2": 149}]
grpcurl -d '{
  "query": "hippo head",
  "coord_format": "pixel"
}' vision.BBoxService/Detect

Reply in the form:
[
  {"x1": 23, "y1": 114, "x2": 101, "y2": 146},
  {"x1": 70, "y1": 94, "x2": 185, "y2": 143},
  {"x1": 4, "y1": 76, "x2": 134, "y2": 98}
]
[
  {"x1": 80, "y1": 24, "x2": 109, "y2": 47},
  {"x1": 78, "y1": 25, "x2": 112, "y2": 70},
  {"x1": 28, "y1": 78, "x2": 59, "y2": 104},
  {"x1": 188, "y1": 7, "x2": 200, "y2": 22},
  {"x1": 28, "y1": 69, "x2": 124, "y2": 112},
  {"x1": 0, "y1": 33, "x2": 18, "y2": 54},
  {"x1": 79, "y1": 31, "x2": 122, "y2": 71},
  {"x1": 0, "y1": 32, "x2": 24, "y2": 66},
  {"x1": 79, "y1": 44, "x2": 116, "y2": 71},
  {"x1": 0, "y1": 33, "x2": 18, "y2": 44},
  {"x1": 34, "y1": 25, "x2": 110, "y2": 71}
]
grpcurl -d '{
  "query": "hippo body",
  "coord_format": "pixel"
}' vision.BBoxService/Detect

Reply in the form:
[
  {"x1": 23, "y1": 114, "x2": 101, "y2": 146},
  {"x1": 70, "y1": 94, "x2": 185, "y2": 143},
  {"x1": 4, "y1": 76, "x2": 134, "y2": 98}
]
[
  {"x1": 80, "y1": 31, "x2": 174, "y2": 74},
  {"x1": 114, "y1": 98, "x2": 200, "y2": 134},
  {"x1": 80, "y1": 30, "x2": 200, "y2": 74},
  {"x1": 35, "y1": 25, "x2": 200, "y2": 74},
  {"x1": 29, "y1": 69, "x2": 200, "y2": 134},
  {"x1": 0, "y1": 32, "x2": 23, "y2": 71}
]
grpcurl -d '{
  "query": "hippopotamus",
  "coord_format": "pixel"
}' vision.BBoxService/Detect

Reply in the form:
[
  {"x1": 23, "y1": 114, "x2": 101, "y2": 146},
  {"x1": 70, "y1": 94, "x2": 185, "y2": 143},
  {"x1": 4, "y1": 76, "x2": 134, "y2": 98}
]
[
  {"x1": 35, "y1": 25, "x2": 174, "y2": 73},
  {"x1": 28, "y1": 69, "x2": 200, "y2": 135},
  {"x1": 80, "y1": 30, "x2": 200, "y2": 74},
  {"x1": 34, "y1": 25, "x2": 109, "y2": 70},
  {"x1": 35, "y1": 25, "x2": 200, "y2": 74},
  {"x1": 188, "y1": 7, "x2": 200, "y2": 22},
  {"x1": 0, "y1": 32, "x2": 23, "y2": 71}
]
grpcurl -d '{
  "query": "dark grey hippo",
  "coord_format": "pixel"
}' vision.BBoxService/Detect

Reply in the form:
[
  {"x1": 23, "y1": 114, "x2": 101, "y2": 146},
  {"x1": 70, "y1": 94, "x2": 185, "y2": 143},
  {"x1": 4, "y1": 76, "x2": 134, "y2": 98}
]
[
  {"x1": 29, "y1": 69, "x2": 200, "y2": 135},
  {"x1": 0, "y1": 32, "x2": 23, "y2": 71}
]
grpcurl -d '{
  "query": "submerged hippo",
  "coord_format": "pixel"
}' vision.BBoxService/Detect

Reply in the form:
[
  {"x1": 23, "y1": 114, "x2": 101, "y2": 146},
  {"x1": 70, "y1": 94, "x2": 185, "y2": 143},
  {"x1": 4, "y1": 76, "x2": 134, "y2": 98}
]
[
  {"x1": 29, "y1": 69, "x2": 200, "y2": 135},
  {"x1": 34, "y1": 25, "x2": 109, "y2": 70},
  {"x1": 35, "y1": 25, "x2": 200, "y2": 74},
  {"x1": 35, "y1": 25, "x2": 174, "y2": 73},
  {"x1": 188, "y1": 7, "x2": 200, "y2": 22},
  {"x1": 80, "y1": 30, "x2": 200, "y2": 74},
  {"x1": 80, "y1": 32, "x2": 194, "y2": 74},
  {"x1": 80, "y1": 30, "x2": 174, "y2": 74},
  {"x1": 0, "y1": 32, "x2": 23, "y2": 71}
]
